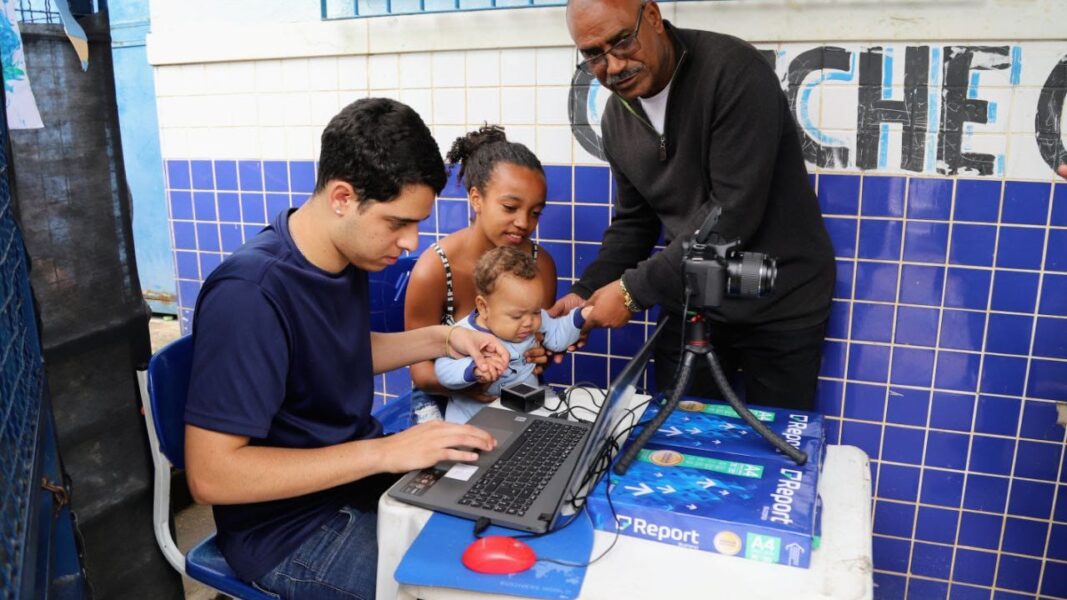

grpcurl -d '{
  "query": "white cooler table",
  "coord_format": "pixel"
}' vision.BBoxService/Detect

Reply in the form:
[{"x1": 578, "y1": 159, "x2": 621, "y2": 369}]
[{"x1": 377, "y1": 391, "x2": 874, "y2": 600}]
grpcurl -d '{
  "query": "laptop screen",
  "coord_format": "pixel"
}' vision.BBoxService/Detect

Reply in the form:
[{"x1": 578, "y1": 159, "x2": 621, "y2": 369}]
[{"x1": 550, "y1": 318, "x2": 667, "y2": 526}]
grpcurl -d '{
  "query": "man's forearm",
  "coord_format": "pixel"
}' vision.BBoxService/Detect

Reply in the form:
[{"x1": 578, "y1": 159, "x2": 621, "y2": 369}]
[
  {"x1": 185, "y1": 427, "x2": 391, "y2": 505},
  {"x1": 370, "y1": 326, "x2": 449, "y2": 374}
]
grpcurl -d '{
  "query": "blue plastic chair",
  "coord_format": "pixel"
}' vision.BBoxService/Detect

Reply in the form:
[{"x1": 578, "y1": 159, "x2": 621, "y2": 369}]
[{"x1": 140, "y1": 335, "x2": 274, "y2": 600}]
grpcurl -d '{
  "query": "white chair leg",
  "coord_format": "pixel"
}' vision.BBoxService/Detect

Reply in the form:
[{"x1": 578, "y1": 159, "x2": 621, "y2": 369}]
[{"x1": 138, "y1": 369, "x2": 187, "y2": 576}]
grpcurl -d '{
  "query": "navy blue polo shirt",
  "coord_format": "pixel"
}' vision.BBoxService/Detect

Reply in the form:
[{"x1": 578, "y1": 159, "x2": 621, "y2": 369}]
[{"x1": 185, "y1": 209, "x2": 383, "y2": 582}]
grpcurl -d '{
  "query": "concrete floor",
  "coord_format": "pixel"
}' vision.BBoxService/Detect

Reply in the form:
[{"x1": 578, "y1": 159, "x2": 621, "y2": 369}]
[{"x1": 149, "y1": 316, "x2": 227, "y2": 600}]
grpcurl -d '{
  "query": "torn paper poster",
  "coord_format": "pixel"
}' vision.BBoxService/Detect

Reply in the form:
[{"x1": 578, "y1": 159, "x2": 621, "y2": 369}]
[
  {"x1": 54, "y1": 0, "x2": 87, "y2": 71},
  {"x1": 0, "y1": 0, "x2": 43, "y2": 129}
]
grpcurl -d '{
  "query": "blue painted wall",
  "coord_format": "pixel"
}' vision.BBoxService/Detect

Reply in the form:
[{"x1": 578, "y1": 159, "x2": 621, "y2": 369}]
[{"x1": 110, "y1": 0, "x2": 175, "y2": 313}]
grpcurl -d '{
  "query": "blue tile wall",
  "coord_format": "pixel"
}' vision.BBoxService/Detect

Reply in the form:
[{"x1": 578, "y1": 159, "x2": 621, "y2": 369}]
[{"x1": 165, "y1": 161, "x2": 1067, "y2": 599}]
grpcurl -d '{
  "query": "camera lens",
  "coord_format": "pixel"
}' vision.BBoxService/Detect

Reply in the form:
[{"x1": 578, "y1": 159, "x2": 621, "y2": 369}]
[{"x1": 726, "y1": 251, "x2": 777, "y2": 297}]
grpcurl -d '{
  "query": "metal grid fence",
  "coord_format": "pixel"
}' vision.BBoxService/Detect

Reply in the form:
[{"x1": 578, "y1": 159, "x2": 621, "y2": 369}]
[
  {"x1": 0, "y1": 118, "x2": 45, "y2": 599},
  {"x1": 14, "y1": 0, "x2": 59, "y2": 24}
]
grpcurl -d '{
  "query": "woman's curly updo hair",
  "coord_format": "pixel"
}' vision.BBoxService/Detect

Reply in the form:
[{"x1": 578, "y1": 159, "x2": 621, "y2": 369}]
[
  {"x1": 446, "y1": 125, "x2": 544, "y2": 193},
  {"x1": 315, "y1": 98, "x2": 446, "y2": 204}
]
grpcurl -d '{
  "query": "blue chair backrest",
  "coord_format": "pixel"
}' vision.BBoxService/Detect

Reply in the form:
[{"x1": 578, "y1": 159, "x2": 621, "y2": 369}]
[
  {"x1": 368, "y1": 255, "x2": 416, "y2": 333},
  {"x1": 147, "y1": 335, "x2": 194, "y2": 470}
]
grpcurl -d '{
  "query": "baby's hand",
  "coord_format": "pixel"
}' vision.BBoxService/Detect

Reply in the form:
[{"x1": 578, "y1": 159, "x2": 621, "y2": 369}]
[{"x1": 473, "y1": 364, "x2": 500, "y2": 384}]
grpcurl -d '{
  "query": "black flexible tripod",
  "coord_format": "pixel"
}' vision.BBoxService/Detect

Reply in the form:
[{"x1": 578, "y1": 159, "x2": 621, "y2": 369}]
[{"x1": 614, "y1": 312, "x2": 808, "y2": 475}]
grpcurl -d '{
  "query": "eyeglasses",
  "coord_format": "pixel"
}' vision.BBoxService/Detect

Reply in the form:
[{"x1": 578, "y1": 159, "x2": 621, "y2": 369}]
[{"x1": 575, "y1": 2, "x2": 648, "y2": 76}]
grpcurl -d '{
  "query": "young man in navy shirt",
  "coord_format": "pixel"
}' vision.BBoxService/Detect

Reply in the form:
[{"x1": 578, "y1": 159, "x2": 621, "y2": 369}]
[{"x1": 184, "y1": 98, "x2": 508, "y2": 599}]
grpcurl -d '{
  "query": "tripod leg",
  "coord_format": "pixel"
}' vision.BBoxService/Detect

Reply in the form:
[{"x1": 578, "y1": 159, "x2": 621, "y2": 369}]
[
  {"x1": 613, "y1": 349, "x2": 697, "y2": 475},
  {"x1": 703, "y1": 351, "x2": 808, "y2": 465}
]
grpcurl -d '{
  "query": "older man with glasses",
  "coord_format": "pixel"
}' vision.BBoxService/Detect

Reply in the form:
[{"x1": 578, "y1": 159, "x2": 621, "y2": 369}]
[{"x1": 550, "y1": 0, "x2": 836, "y2": 411}]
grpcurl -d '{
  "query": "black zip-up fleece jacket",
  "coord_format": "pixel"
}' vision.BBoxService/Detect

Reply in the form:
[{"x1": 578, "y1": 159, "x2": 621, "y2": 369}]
[{"x1": 572, "y1": 24, "x2": 835, "y2": 330}]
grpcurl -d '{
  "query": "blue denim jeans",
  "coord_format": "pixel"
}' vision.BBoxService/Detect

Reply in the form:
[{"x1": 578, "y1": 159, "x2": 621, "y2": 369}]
[
  {"x1": 408, "y1": 388, "x2": 447, "y2": 425},
  {"x1": 253, "y1": 506, "x2": 378, "y2": 600}
]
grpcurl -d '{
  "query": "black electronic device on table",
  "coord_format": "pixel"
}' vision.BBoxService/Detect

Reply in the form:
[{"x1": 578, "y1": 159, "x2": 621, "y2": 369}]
[{"x1": 500, "y1": 382, "x2": 545, "y2": 413}]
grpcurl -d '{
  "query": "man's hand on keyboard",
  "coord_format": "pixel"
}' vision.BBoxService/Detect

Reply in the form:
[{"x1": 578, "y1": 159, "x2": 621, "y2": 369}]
[{"x1": 377, "y1": 421, "x2": 497, "y2": 472}]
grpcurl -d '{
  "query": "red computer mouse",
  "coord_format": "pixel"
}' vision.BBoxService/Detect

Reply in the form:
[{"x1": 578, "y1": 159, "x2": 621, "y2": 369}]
[{"x1": 461, "y1": 535, "x2": 537, "y2": 574}]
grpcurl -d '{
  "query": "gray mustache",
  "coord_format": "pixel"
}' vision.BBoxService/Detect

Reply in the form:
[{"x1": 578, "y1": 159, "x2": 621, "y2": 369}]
[{"x1": 606, "y1": 66, "x2": 643, "y2": 87}]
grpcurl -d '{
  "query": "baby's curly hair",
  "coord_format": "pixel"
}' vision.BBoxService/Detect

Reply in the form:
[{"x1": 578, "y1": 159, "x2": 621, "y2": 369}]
[{"x1": 474, "y1": 247, "x2": 538, "y2": 296}]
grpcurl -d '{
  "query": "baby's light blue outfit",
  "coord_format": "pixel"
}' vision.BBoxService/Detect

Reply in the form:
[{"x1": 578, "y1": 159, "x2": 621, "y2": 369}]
[{"x1": 435, "y1": 309, "x2": 586, "y2": 423}]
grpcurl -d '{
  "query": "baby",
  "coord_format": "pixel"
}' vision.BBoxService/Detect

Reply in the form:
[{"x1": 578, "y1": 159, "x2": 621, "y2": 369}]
[{"x1": 434, "y1": 246, "x2": 591, "y2": 423}]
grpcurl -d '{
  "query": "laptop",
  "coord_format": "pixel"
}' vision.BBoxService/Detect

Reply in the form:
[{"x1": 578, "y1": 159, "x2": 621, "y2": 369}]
[{"x1": 388, "y1": 320, "x2": 665, "y2": 533}]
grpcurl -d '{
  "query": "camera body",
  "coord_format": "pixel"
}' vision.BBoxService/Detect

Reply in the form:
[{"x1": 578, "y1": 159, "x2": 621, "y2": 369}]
[{"x1": 682, "y1": 238, "x2": 777, "y2": 310}]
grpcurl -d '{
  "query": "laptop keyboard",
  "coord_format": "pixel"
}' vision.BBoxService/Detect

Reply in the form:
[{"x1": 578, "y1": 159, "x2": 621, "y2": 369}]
[{"x1": 459, "y1": 419, "x2": 587, "y2": 517}]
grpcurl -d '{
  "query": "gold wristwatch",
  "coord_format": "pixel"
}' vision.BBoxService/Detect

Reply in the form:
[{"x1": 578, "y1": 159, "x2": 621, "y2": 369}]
[{"x1": 619, "y1": 279, "x2": 642, "y2": 312}]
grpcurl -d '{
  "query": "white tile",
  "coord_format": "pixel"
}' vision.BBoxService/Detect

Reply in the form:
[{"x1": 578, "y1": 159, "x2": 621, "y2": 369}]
[
  {"x1": 501, "y1": 87, "x2": 536, "y2": 126},
  {"x1": 434, "y1": 125, "x2": 467, "y2": 159},
  {"x1": 537, "y1": 125, "x2": 573, "y2": 164},
  {"x1": 281, "y1": 58, "x2": 311, "y2": 92},
  {"x1": 159, "y1": 127, "x2": 189, "y2": 158},
  {"x1": 212, "y1": 128, "x2": 242, "y2": 160},
  {"x1": 1004, "y1": 132, "x2": 1055, "y2": 180},
  {"x1": 224, "y1": 62, "x2": 257, "y2": 94},
  {"x1": 286, "y1": 126, "x2": 317, "y2": 160},
  {"x1": 229, "y1": 127, "x2": 260, "y2": 159},
  {"x1": 202, "y1": 96, "x2": 232, "y2": 127},
  {"x1": 283, "y1": 92, "x2": 313, "y2": 127},
  {"x1": 337, "y1": 89, "x2": 371, "y2": 109},
  {"x1": 369, "y1": 54, "x2": 399, "y2": 89},
  {"x1": 433, "y1": 88, "x2": 466, "y2": 125},
  {"x1": 259, "y1": 128, "x2": 287, "y2": 160},
  {"x1": 308, "y1": 57, "x2": 340, "y2": 91},
  {"x1": 255, "y1": 60, "x2": 285, "y2": 93},
  {"x1": 400, "y1": 53, "x2": 433, "y2": 88},
  {"x1": 257, "y1": 94, "x2": 286, "y2": 127},
  {"x1": 168, "y1": 96, "x2": 198, "y2": 128},
  {"x1": 501, "y1": 49, "x2": 536, "y2": 86},
  {"x1": 154, "y1": 96, "x2": 179, "y2": 128},
  {"x1": 536, "y1": 86, "x2": 570, "y2": 126},
  {"x1": 312, "y1": 130, "x2": 323, "y2": 161},
  {"x1": 400, "y1": 88, "x2": 434, "y2": 124},
  {"x1": 180, "y1": 64, "x2": 208, "y2": 95},
  {"x1": 337, "y1": 55, "x2": 369, "y2": 90},
  {"x1": 467, "y1": 88, "x2": 501, "y2": 126},
  {"x1": 153, "y1": 66, "x2": 182, "y2": 97},
  {"x1": 227, "y1": 94, "x2": 259, "y2": 127},
  {"x1": 375, "y1": 89, "x2": 402, "y2": 103},
  {"x1": 536, "y1": 47, "x2": 576, "y2": 86},
  {"x1": 819, "y1": 85, "x2": 856, "y2": 131},
  {"x1": 186, "y1": 127, "x2": 217, "y2": 158},
  {"x1": 202, "y1": 63, "x2": 232, "y2": 95},
  {"x1": 1015, "y1": 43, "x2": 1065, "y2": 88},
  {"x1": 1006, "y1": 86, "x2": 1040, "y2": 135},
  {"x1": 311, "y1": 91, "x2": 341, "y2": 127},
  {"x1": 505, "y1": 126, "x2": 536, "y2": 156},
  {"x1": 466, "y1": 50, "x2": 500, "y2": 88},
  {"x1": 432, "y1": 51, "x2": 466, "y2": 88}
]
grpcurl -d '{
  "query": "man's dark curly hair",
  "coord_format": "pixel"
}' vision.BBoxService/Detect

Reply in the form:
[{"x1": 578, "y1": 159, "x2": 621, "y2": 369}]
[
  {"x1": 446, "y1": 125, "x2": 544, "y2": 194},
  {"x1": 315, "y1": 98, "x2": 446, "y2": 203}
]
